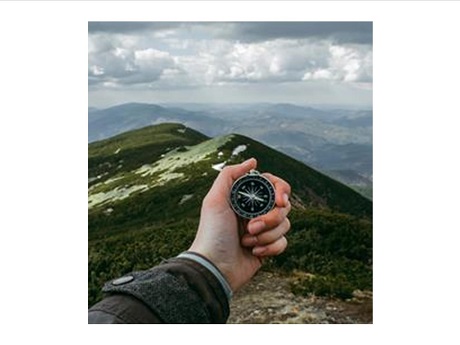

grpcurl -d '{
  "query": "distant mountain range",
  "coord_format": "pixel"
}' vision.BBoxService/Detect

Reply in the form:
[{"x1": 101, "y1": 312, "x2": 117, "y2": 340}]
[
  {"x1": 88, "y1": 123, "x2": 373, "y2": 307},
  {"x1": 88, "y1": 102, "x2": 372, "y2": 198}
]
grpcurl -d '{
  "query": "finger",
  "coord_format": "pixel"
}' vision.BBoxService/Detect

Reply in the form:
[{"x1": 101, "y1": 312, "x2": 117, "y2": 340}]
[
  {"x1": 247, "y1": 201, "x2": 291, "y2": 235},
  {"x1": 252, "y1": 236, "x2": 288, "y2": 257},
  {"x1": 241, "y1": 218, "x2": 290, "y2": 247},
  {"x1": 255, "y1": 218, "x2": 290, "y2": 245},
  {"x1": 213, "y1": 158, "x2": 257, "y2": 192},
  {"x1": 263, "y1": 173, "x2": 291, "y2": 207}
]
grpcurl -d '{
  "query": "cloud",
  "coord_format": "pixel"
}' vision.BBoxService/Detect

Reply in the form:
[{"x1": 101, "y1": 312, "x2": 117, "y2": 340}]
[
  {"x1": 201, "y1": 40, "x2": 370, "y2": 85},
  {"x1": 302, "y1": 45, "x2": 372, "y2": 83},
  {"x1": 180, "y1": 39, "x2": 329, "y2": 85},
  {"x1": 220, "y1": 22, "x2": 372, "y2": 44},
  {"x1": 88, "y1": 35, "x2": 176, "y2": 87},
  {"x1": 88, "y1": 22, "x2": 372, "y2": 93},
  {"x1": 89, "y1": 22, "x2": 372, "y2": 45},
  {"x1": 88, "y1": 22, "x2": 180, "y2": 34}
]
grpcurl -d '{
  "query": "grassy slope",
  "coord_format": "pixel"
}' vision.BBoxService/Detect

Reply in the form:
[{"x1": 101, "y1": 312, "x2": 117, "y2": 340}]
[
  {"x1": 88, "y1": 123, "x2": 209, "y2": 185},
  {"x1": 88, "y1": 124, "x2": 373, "y2": 307},
  {"x1": 215, "y1": 134, "x2": 372, "y2": 219}
]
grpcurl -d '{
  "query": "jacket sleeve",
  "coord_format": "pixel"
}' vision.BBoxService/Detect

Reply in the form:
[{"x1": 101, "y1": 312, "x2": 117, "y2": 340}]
[{"x1": 88, "y1": 254, "x2": 230, "y2": 324}]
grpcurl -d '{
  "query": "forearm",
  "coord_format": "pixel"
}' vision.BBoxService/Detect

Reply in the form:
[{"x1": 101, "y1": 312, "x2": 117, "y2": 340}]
[{"x1": 88, "y1": 254, "x2": 230, "y2": 324}]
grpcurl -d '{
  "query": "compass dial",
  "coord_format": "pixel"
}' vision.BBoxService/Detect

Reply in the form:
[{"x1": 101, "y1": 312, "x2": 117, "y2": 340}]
[{"x1": 230, "y1": 172, "x2": 276, "y2": 219}]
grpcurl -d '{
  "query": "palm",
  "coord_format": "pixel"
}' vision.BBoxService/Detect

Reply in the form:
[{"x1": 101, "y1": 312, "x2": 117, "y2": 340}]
[{"x1": 194, "y1": 199, "x2": 262, "y2": 291}]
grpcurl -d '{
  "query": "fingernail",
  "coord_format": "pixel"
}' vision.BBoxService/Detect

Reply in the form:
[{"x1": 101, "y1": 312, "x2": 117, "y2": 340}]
[
  {"x1": 248, "y1": 221, "x2": 265, "y2": 234},
  {"x1": 242, "y1": 158, "x2": 254, "y2": 166},
  {"x1": 253, "y1": 246, "x2": 266, "y2": 256},
  {"x1": 283, "y1": 193, "x2": 289, "y2": 205}
]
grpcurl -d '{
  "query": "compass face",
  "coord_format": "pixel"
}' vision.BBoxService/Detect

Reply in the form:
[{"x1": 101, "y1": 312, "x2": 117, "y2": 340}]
[{"x1": 230, "y1": 173, "x2": 276, "y2": 219}]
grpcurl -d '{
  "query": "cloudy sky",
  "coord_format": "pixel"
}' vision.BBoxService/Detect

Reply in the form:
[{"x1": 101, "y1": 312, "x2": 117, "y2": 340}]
[{"x1": 88, "y1": 22, "x2": 372, "y2": 108}]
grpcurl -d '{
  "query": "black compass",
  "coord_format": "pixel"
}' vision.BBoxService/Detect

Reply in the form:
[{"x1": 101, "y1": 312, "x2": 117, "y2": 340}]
[{"x1": 230, "y1": 170, "x2": 276, "y2": 219}]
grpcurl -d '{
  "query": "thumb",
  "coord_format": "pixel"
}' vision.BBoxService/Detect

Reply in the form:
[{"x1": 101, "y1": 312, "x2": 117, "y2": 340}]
[
  {"x1": 223, "y1": 158, "x2": 257, "y2": 182},
  {"x1": 211, "y1": 158, "x2": 258, "y2": 195}
]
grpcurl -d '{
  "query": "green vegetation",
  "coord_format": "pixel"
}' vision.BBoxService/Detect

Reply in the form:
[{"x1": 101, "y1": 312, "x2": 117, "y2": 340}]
[
  {"x1": 88, "y1": 207, "x2": 372, "y2": 306},
  {"x1": 88, "y1": 123, "x2": 209, "y2": 186},
  {"x1": 88, "y1": 123, "x2": 372, "y2": 306},
  {"x1": 270, "y1": 208, "x2": 372, "y2": 299},
  {"x1": 89, "y1": 220, "x2": 198, "y2": 307},
  {"x1": 352, "y1": 185, "x2": 373, "y2": 200}
]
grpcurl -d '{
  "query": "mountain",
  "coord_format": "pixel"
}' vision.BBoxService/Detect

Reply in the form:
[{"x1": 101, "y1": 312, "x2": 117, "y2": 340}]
[
  {"x1": 88, "y1": 102, "x2": 229, "y2": 142},
  {"x1": 89, "y1": 123, "x2": 371, "y2": 227},
  {"x1": 88, "y1": 102, "x2": 372, "y2": 197},
  {"x1": 88, "y1": 123, "x2": 373, "y2": 313}
]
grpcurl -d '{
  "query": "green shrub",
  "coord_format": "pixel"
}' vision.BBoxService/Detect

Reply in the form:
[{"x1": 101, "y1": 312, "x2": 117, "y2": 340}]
[
  {"x1": 290, "y1": 273, "x2": 355, "y2": 299},
  {"x1": 271, "y1": 208, "x2": 372, "y2": 298},
  {"x1": 88, "y1": 220, "x2": 197, "y2": 307}
]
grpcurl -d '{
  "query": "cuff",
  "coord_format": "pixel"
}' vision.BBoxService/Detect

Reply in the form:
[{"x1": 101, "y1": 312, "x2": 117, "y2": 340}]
[
  {"x1": 100, "y1": 256, "x2": 230, "y2": 323},
  {"x1": 177, "y1": 251, "x2": 233, "y2": 300}
]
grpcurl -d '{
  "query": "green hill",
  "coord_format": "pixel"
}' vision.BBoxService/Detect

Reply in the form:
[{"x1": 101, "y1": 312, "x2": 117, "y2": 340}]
[
  {"x1": 89, "y1": 123, "x2": 209, "y2": 184},
  {"x1": 88, "y1": 123, "x2": 372, "y2": 307}
]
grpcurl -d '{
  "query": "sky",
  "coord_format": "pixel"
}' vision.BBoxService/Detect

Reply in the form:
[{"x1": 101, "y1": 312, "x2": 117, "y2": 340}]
[{"x1": 88, "y1": 22, "x2": 373, "y2": 108}]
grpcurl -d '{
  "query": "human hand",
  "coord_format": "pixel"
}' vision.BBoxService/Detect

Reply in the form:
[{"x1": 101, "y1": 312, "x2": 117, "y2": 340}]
[{"x1": 189, "y1": 158, "x2": 291, "y2": 292}]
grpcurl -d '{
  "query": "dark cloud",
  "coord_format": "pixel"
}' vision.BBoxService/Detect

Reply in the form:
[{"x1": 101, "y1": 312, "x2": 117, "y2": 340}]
[
  {"x1": 89, "y1": 21, "x2": 372, "y2": 44},
  {"x1": 226, "y1": 22, "x2": 372, "y2": 44},
  {"x1": 88, "y1": 22, "x2": 181, "y2": 34}
]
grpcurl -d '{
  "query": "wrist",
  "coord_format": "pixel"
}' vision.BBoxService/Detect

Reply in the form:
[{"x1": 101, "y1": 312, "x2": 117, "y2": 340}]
[{"x1": 177, "y1": 251, "x2": 233, "y2": 300}]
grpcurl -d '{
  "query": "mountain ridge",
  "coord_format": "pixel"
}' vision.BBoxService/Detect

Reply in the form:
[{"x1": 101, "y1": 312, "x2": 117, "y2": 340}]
[
  {"x1": 89, "y1": 123, "x2": 371, "y2": 222},
  {"x1": 88, "y1": 102, "x2": 372, "y2": 199}
]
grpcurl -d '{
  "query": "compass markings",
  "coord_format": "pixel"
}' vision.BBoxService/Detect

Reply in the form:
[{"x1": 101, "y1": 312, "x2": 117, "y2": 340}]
[{"x1": 231, "y1": 174, "x2": 275, "y2": 219}]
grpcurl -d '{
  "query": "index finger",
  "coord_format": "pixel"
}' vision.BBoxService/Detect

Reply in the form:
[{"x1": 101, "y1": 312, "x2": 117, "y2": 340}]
[{"x1": 262, "y1": 173, "x2": 291, "y2": 207}]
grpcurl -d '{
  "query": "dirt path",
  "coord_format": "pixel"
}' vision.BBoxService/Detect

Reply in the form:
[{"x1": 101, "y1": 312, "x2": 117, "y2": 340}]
[{"x1": 227, "y1": 271, "x2": 373, "y2": 324}]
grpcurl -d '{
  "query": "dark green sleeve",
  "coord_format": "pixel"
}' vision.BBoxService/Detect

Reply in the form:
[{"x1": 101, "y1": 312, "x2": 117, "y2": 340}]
[{"x1": 88, "y1": 257, "x2": 230, "y2": 324}]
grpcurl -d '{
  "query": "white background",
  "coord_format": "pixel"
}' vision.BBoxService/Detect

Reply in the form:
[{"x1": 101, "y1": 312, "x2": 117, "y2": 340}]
[{"x1": 1, "y1": 1, "x2": 459, "y2": 343}]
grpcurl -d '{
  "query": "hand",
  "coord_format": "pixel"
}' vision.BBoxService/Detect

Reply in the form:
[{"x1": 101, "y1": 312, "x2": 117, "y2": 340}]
[{"x1": 189, "y1": 158, "x2": 291, "y2": 292}]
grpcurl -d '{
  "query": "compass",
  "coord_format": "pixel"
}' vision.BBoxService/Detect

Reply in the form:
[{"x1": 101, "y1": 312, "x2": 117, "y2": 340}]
[{"x1": 230, "y1": 170, "x2": 276, "y2": 219}]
